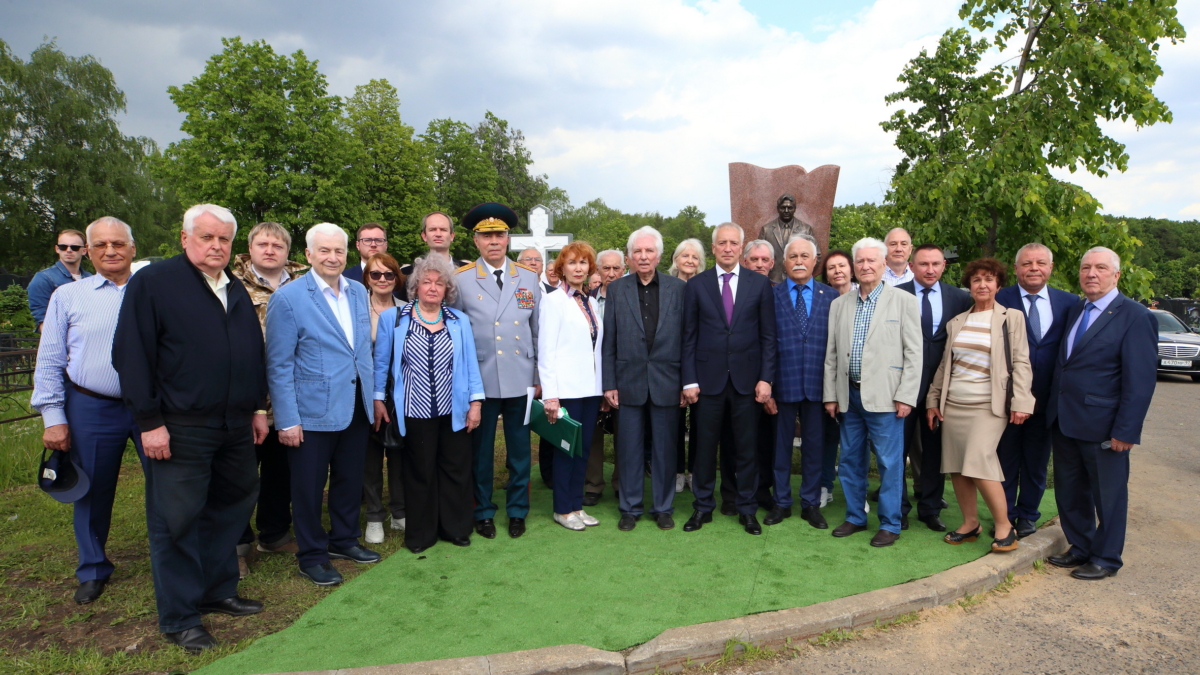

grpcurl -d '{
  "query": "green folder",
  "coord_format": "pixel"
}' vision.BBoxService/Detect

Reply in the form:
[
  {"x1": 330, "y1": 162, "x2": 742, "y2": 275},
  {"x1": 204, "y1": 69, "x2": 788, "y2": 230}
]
[{"x1": 524, "y1": 390, "x2": 583, "y2": 458}]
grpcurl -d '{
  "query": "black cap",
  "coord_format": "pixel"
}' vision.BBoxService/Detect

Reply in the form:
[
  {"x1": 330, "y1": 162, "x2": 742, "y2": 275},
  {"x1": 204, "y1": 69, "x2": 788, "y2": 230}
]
[
  {"x1": 38, "y1": 448, "x2": 90, "y2": 503},
  {"x1": 463, "y1": 203, "x2": 519, "y2": 232}
]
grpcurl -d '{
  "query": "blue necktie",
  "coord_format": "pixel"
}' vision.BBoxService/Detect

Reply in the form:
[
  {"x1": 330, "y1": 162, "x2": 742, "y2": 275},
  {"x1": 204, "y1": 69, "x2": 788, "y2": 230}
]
[
  {"x1": 1025, "y1": 294, "x2": 1042, "y2": 345},
  {"x1": 921, "y1": 288, "x2": 934, "y2": 339},
  {"x1": 1071, "y1": 302, "x2": 1095, "y2": 356},
  {"x1": 794, "y1": 284, "x2": 809, "y2": 334}
]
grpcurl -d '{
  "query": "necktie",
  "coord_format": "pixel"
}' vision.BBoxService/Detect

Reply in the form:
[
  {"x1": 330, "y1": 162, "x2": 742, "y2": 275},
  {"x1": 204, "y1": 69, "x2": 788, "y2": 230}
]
[
  {"x1": 921, "y1": 287, "x2": 934, "y2": 339},
  {"x1": 494, "y1": 269, "x2": 504, "y2": 291},
  {"x1": 794, "y1": 284, "x2": 809, "y2": 334},
  {"x1": 721, "y1": 272, "x2": 734, "y2": 325},
  {"x1": 1025, "y1": 294, "x2": 1042, "y2": 345},
  {"x1": 1071, "y1": 302, "x2": 1095, "y2": 356}
]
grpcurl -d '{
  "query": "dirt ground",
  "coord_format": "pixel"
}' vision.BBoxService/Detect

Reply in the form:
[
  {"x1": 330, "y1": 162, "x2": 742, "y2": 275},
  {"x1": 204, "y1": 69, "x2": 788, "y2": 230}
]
[{"x1": 717, "y1": 374, "x2": 1200, "y2": 675}]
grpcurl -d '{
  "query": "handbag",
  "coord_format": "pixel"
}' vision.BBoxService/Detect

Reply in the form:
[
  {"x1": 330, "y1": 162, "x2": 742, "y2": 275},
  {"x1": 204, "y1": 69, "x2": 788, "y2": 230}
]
[
  {"x1": 1001, "y1": 316, "x2": 1014, "y2": 414},
  {"x1": 381, "y1": 308, "x2": 404, "y2": 450}
]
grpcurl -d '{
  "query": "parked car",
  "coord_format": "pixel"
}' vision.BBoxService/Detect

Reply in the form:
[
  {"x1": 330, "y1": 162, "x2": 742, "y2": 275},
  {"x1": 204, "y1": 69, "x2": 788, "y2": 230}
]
[{"x1": 1152, "y1": 309, "x2": 1200, "y2": 382}]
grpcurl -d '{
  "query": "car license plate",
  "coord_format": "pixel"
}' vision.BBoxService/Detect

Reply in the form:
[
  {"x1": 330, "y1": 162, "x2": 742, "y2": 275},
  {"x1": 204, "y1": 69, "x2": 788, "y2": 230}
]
[{"x1": 1161, "y1": 359, "x2": 1191, "y2": 367}]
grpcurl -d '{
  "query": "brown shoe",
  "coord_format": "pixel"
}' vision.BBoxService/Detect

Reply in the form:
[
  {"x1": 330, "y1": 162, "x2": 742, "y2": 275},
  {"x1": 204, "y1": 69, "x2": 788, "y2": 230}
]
[
  {"x1": 831, "y1": 521, "x2": 868, "y2": 538},
  {"x1": 870, "y1": 530, "x2": 900, "y2": 547}
]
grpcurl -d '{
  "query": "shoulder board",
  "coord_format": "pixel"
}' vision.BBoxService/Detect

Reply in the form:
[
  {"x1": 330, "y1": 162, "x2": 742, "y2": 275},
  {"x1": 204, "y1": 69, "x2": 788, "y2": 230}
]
[
  {"x1": 455, "y1": 262, "x2": 475, "y2": 274},
  {"x1": 514, "y1": 262, "x2": 538, "y2": 274}
]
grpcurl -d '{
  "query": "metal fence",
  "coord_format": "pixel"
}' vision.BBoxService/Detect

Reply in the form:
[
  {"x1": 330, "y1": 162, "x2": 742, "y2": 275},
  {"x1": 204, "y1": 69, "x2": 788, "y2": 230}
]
[{"x1": 0, "y1": 331, "x2": 40, "y2": 425}]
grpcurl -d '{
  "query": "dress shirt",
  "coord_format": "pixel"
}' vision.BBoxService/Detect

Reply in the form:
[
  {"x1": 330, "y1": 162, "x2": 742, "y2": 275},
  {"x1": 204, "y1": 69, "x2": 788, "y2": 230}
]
[
  {"x1": 637, "y1": 273, "x2": 661, "y2": 351},
  {"x1": 32, "y1": 275, "x2": 128, "y2": 427},
  {"x1": 1065, "y1": 286, "x2": 1118, "y2": 359},
  {"x1": 714, "y1": 264, "x2": 741, "y2": 301},
  {"x1": 202, "y1": 269, "x2": 231, "y2": 310},
  {"x1": 916, "y1": 281, "x2": 943, "y2": 335},
  {"x1": 1019, "y1": 284, "x2": 1053, "y2": 340},
  {"x1": 883, "y1": 264, "x2": 914, "y2": 287},
  {"x1": 252, "y1": 264, "x2": 292, "y2": 290},
  {"x1": 786, "y1": 277, "x2": 815, "y2": 316},
  {"x1": 312, "y1": 270, "x2": 355, "y2": 348},
  {"x1": 483, "y1": 259, "x2": 506, "y2": 278},
  {"x1": 594, "y1": 288, "x2": 608, "y2": 322},
  {"x1": 849, "y1": 282, "x2": 885, "y2": 383}
]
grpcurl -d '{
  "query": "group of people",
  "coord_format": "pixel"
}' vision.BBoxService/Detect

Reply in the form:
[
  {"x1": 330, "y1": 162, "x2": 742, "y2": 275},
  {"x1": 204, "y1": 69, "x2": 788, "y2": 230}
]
[{"x1": 28, "y1": 194, "x2": 1158, "y2": 654}]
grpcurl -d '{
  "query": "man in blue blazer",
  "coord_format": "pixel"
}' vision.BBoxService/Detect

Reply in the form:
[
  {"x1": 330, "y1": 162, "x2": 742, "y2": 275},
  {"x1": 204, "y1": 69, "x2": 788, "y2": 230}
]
[
  {"x1": 266, "y1": 223, "x2": 379, "y2": 587},
  {"x1": 765, "y1": 235, "x2": 834, "y2": 529},
  {"x1": 995, "y1": 243, "x2": 1078, "y2": 538},
  {"x1": 896, "y1": 244, "x2": 972, "y2": 531},
  {"x1": 681, "y1": 223, "x2": 777, "y2": 535},
  {"x1": 1046, "y1": 246, "x2": 1157, "y2": 580}
]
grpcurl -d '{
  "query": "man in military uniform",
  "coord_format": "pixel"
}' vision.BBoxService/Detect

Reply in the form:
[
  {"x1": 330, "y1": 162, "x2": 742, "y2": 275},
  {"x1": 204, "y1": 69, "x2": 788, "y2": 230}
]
[
  {"x1": 452, "y1": 203, "x2": 542, "y2": 539},
  {"x1": 761, "y1": 193, "x2": 815, "y2": 284}
]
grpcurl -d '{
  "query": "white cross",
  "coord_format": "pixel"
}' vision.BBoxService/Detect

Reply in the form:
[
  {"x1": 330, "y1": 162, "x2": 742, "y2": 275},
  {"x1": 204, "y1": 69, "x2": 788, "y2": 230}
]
[{"x1": 509, "y1": 205, "x2": 572, "y2": 256}]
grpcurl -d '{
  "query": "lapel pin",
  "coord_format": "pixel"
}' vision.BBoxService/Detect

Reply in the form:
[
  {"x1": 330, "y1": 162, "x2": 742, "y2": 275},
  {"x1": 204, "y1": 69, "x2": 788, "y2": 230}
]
[{"x1": 478, "y1": 294, "x2": 483, "y2": 300}]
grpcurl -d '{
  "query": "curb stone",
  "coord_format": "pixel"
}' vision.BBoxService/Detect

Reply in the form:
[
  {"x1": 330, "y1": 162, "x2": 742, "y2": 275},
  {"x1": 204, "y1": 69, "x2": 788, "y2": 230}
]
[{"x1": 268, "y1": 521, "x2": 1068, "y2": 675}]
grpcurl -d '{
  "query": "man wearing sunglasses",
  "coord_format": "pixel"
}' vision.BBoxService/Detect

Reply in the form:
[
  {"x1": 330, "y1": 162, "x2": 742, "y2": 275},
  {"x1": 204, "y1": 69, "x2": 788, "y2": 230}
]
[
  {"x1": 343, "y1": 222, "x2": 388, "y2": 284},
  {"x1": 28, "y1": 229, "x2": 93, "y2": 331}
]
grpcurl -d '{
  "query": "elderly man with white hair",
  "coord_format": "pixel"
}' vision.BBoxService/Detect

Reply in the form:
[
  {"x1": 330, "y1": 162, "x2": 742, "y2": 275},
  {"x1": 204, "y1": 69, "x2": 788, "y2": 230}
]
[
  {"x1": 742, "y1": 239, "x2": 775, "y2": 277},
  {"x1": 822, "y1": 236, "x2": 922, "y2": 548},
  {"x1": 113, "y1": 204, "x2": 269, "y2": 653},
  {"x1": 266, "y1": 222, "x2": 379, "y2": 588}
]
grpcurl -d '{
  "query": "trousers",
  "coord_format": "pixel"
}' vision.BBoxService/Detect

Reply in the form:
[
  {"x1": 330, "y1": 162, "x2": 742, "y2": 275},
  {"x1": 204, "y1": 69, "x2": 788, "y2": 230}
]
[{"x1": 471, "y1": 395, "x2": 531, "y2": 520}]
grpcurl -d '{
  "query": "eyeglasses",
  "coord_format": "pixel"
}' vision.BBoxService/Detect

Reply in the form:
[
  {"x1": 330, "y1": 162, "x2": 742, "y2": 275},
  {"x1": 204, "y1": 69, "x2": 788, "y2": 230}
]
[
  {"x1": 57, "y1": 244, "x2": 84, "y2": 252},
  {"x1": 88, "y1": 241, "x2": 129, "y2": 251},
  {"x1": 368, "y1": 271, "x2": 396, "y2": 281},
  {"x1": 518, "y1": 257, "x2": 542, "y2": 264},
  {"x1": 358, "y1": 238, "x2": 387, "y2": 246}
]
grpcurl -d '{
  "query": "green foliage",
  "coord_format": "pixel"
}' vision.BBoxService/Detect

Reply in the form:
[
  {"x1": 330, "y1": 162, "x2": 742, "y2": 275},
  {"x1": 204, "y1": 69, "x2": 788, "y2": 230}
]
[
  {"x1": 882, "y1": 1, "x2": 1186, "y2": 298},
  {"x1": 553, "y1": 198, "x2": 711, "y2": 270},
  {"x1": 1118, "y1": 214, "x2": 1200, "y2": 297},
  {"x1": 829, "y1": 203, "x2": 898, "y2": 252},
  {"x1": 475, "y1": 111, "x2": 550, "y2": 226},
  {"x1": 0, "y1": 285, "x2": 34, "y2": 331},
  {"x1": 421, "y1": 118, "x2": 500, "y2": 260}
]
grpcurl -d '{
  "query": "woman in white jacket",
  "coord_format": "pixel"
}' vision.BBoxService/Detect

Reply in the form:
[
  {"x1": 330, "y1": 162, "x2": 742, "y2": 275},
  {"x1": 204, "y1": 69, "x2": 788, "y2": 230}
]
[{"x1": 538, "y1": 241, "x2": 605, "y2": 530}]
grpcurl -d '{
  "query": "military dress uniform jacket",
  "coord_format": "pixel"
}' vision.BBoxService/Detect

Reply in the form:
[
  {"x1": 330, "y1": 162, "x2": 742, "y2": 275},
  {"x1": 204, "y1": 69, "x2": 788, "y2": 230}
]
[{"x1": 451, "y1": 258, "x2": 541, "y2": 399}]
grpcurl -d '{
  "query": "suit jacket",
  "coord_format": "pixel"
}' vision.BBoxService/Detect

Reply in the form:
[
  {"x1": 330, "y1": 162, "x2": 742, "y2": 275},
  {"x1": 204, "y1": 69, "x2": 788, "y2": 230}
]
[
  {"x1": 1046, "y1": 292, "x2": 1158, "y2": 444},
  {"x1": 265, "y1": 270, "x2": 375, "y2": 431},
  {"x1": 601, "y1": 271, "x2": 686, "y2": 407},
  {"x1": 925, "y1": 305, "x2": 1036, "y2": 419},
  {"x1": 896, "y1": 279, "x2": 973, "y2": 401},
  {"x1": 451, "y1": 258, "x2": 541, "y2": 399},
  {"x1": 773, "y1": 279, "x2": 834, "y2": 403},
  {"x1": 995, "y1": 284, "x2": 1077, "y2": 412},
  {"x1": 538, "y1": 288, "x2": 604, "y2": 400},
  {"x1": 823, "y1": 283, "x2": 923, "y2": 412},
  {"x1": 682, "y1": 265, "x2": 777, "y2": 396}
]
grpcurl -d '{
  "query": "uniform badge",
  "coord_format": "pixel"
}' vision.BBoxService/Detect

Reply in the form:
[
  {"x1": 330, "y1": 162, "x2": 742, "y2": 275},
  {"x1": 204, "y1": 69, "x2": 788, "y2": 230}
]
[{"x1": 515, "y1": 288, "x2": 535, "y2": 309}]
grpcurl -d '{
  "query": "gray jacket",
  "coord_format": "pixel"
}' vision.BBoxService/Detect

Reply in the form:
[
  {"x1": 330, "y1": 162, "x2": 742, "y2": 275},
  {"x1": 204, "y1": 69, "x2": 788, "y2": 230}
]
[
  {"x1": 452, "y1": 258, "x2": 541, "y2": 399},
  {"x1": 601, "y1": 271, "x2": 686, "y2": 407}
]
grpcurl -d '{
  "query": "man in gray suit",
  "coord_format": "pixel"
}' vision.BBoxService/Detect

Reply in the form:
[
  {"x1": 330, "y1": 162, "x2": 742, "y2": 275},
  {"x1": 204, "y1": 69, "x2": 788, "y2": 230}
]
[
  {"x1": 451, "y1": 203, "x2": 541, "y2": 540},
  {"x1": 602, "y1": 226, "x2": 686, "y2": 531}
]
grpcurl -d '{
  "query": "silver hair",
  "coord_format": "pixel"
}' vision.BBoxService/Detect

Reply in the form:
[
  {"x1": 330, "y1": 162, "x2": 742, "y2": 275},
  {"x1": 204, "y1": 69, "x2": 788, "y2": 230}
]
[
  {"x1": 785, "y1": 234, "x2": 818, "y2": 258},
  {"x1": 852, "y1": 237, "x2": 887, "y2": 261},
  {"x1": 1015, "y1": 242, "x2": 1054, "y2": 264},
  {"x1": 182, "y1": 204, "x2": 237, "y2": 237},
  {"x1": 626, "y1": 226, "x2": 664, "y2": 258},
  {"x1": 1082, "y1": 246, "x2": 1120, "y2": 270},
  {"x1": 743, "y1": 239, "x2": 774, "y2": 261},
  {"x1": 406, "y1": 254, "x2": 459, "y2": 304},
  {"x1": 711, "y1": 222, "x2": 745, "y2": 246},
  {"x1": 85, "y1": 216, "x2": 135, "y2": 244},
  {"x1": 669, "y1": 238, "x2": 707, "y2": 276},
  {"x1": 597, "y1": 248, "x2": 626, "y2": 268},
  {"x1": 306, "y1": 222, "x2": 349, "y2": 249}
]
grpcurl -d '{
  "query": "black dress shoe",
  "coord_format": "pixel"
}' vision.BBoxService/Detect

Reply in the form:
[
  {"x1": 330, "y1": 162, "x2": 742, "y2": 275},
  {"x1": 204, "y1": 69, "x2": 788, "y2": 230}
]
[
  {"x1": 582, "y1": 492, "x2": 601, "y2": 507},
  {"x1": 763, "y1": 506, "x2": 791, "y2": 525},
  {"x1": 1047, "y1": 552, "x2": 1089, "y2": 568},
  {"x1": 328, "y1": 545, "x2": 381, "y2": 563},
  {"x1": 1071, "y1": 562, "x2": 1117, "y2": 580},
  {"x1": 739, "y1": 514, "x2": 762, "y2": 535},
  {"x1": 408, "y1": 544, "x2": 431, "y2": 554},
  {"x1": 683, "y1": 510, "x2": 713, "y2": 532},
  {"x1": 900, "y1": 515, "x2": 909, "y2": 531},
  {"x1": 299, "y1": 562, "x2": 344, "y2": 586},
  {"x1": 720, "y1": 502, "x2": 738, "y2": 516},
  {"x1": 831, "y1": 521, "x2": 868, "y2": 537},
  {"x1": 1015, "y1": 518, "x2": 1038, "y2": 539},
  {"x1": 475, "y1": 519, "x2": 497, "y2": 539},
  {"x1": 870, "y1": 529, "x2": 900, "y2": 547},
  {"x1": 164, "y1": 625, "x2": 218, "y2": 653},
  {"x1": 74, "y1": 578, "x2": 107, "y2": 604},
  {"x1": 618, "y1": 513, "x2": 638, "y2": 531},
  {"x1": 801, "y1": 506, "x2": 828, "y2": 529},
  {"x1": 920, "y1": 515, "x2": 947, "y2": 532},
  {"x1": 446, "y1": 536, "x2": 471, "y2": 547},
  {"x1": 508, "y1": 517, "x2": 526, "y2": 538},
  {"x1": 940, "y1": 498, "x2": 949, "y2": 509},
  {"x1": 654, "y1": 513, "x2": 675, "y2": 530},
  {"x1": 199, "y1": 596, "x2": 264, "y2": 616}
]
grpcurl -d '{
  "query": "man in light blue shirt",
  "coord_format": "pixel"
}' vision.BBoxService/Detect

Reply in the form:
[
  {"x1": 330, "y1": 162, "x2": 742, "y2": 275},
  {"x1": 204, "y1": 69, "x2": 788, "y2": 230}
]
[{"x1": 31, "y1": 217, "x2": 140, "y2": 605}]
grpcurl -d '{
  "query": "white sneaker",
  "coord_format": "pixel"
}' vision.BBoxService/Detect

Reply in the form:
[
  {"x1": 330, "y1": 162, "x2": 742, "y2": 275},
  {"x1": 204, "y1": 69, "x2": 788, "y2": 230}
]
[
  {"x1": 820, "y1": 487, "x2": 833, "y2": 508},
  {"x1": 554, "y1": 512, "x2": 585, "y2": 531},
  {"x1": 864, "y1": 501, "x2": 871, "y2": 514},
  {"x1": 390, "y1": 517, "x2": 406, "y2": 531},
  {"x1": 578, "y1": 510, "x2": 599, "y2": 527},
  {"x1": 675, "y1": 473, "x2": 685, "y2": 493},
  {"x1": 365, "y1": 521, "x2": 385, "y2": 544}
]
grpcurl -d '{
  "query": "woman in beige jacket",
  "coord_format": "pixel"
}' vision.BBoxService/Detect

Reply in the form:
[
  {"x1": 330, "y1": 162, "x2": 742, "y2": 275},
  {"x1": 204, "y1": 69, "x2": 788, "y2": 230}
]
[{"x1": 926, "y1": 258, "x2": 1035, "y2": 552}]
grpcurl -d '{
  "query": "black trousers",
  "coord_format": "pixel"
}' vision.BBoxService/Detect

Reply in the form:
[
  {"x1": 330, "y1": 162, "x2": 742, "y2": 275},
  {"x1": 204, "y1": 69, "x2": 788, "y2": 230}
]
[
  {"x1": 753, "y1": 407, "x2": 778, "y2": 509},
  {"x1": 144, "y1": 421, "x2": 258, "y2": 634},
  {"x1": 902, "y1": 401, "x2": 946, "y2": 518},
  {"x1": 239, "y1": 427, "x2": 293, "y2": 546},
  {"x1": 402, "y1": 415, "x2": 474, "y2": 551},
  {"x1": 538, "y1": 438, "x2": 556, "y2": 488},
  {"x1": 1052, "y1": 424, "x2": 1129, "y2": 572},
  {"x1": 692, "y1": 384, "x2": 759, "y2": 515},
  {"x1": 676, "y1": 403, "x2": 698, "y2": 474},
  {"x1": 997, "y1": 410, "x2": 1052, "y2": 522},
  {"x1": 290, "y1": 400, "x2": 370, "y2": 568},
  {"x1": 363, "y1": 430, "x2": 405, "y2": 522}
]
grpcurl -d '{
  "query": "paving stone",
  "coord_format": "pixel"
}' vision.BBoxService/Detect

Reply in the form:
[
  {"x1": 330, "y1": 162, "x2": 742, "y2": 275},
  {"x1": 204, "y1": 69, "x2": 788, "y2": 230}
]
[
  {"x1": 625, "y1": 617, "x2": 749, "y2": 674},
  {"x1": 488, "y1": 644, "x2": 625, "y2": 675}
]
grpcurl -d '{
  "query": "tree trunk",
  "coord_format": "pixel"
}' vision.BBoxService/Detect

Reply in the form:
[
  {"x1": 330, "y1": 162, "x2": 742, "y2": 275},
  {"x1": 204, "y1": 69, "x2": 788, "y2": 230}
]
[{"x1": 1012, "y1": 4, "x2": 1051, "y2": 96}]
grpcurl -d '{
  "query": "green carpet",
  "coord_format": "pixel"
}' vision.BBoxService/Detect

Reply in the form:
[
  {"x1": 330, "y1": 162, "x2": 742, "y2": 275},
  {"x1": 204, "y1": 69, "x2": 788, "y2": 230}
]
[{"x1": 198, "y1": 471, "x2": 1056, "y2": 675}]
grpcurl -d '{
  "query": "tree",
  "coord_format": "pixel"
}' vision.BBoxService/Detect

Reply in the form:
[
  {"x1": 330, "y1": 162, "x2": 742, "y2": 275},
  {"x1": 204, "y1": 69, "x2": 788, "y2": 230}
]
[
  {"x1": 881, "y1": 1, "x2": 1186, "y2": 297},
  {"x1": 422, "y1": 118, "x2": 498, "y2": 226},
  {"x1": 474, "y1": 111, "x2": 550, "y2": 226},
  {"x1": 159, "y1": 37, "x2": 362, "y2": 252}
]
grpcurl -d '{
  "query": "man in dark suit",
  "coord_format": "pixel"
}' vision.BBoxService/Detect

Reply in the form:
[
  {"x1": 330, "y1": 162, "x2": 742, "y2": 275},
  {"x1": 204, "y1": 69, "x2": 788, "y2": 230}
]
[
  {"x1": 765, "y1": 235, "x2": 834, "y2": 529},
  {"x1": 1046, "y1": 246, "x2": 1157, "y2": 580},
  {"x1": 896, "y1": 244, "x2": 972, "y2": 531},
  {"x1": 602, "y1": 227, "x2": 686, "y2": 531},
  {"x1": 681, "y1": 222, "x2": 777, "y2": 535},
  {"x1": 342, "y1": 222, "x2": 388, "y2": 284},
  {"x1": 995, "y1": 243, "x2": 1077, "y2": 538}
]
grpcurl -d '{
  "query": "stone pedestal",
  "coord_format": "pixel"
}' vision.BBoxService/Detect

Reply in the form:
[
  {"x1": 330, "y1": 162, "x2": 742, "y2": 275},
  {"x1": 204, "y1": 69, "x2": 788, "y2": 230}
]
[{"x1": 728, "y1": 163, "x2": 840, "y2": 256}]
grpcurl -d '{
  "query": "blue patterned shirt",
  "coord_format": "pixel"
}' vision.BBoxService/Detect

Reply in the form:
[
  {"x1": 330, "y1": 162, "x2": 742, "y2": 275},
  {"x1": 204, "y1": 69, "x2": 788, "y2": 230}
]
[
  {"x1": 401, "y1": 304, "x2": 454, "y2": 419},
  {"x1": 849, "y1": 282, "x2": 884, "y2": 383}
]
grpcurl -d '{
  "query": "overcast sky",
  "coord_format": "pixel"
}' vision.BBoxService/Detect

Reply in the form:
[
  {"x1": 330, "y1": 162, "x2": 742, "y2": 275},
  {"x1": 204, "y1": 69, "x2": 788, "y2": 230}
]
[{"x1": 4, "y1": 0, "x2": 1197, "y2": 223}]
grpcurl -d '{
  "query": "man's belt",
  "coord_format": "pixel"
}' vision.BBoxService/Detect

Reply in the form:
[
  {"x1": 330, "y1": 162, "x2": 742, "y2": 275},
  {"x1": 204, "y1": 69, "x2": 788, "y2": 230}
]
[{"x1": 72, "y1": 383, "x2": 122, "y2": 402}]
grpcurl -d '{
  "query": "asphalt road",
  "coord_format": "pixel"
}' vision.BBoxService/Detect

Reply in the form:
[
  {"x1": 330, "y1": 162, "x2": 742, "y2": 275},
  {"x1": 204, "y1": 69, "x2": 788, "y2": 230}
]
[{"x1": 725, "y1": 374, "x2": 1200, "y2": 675}]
